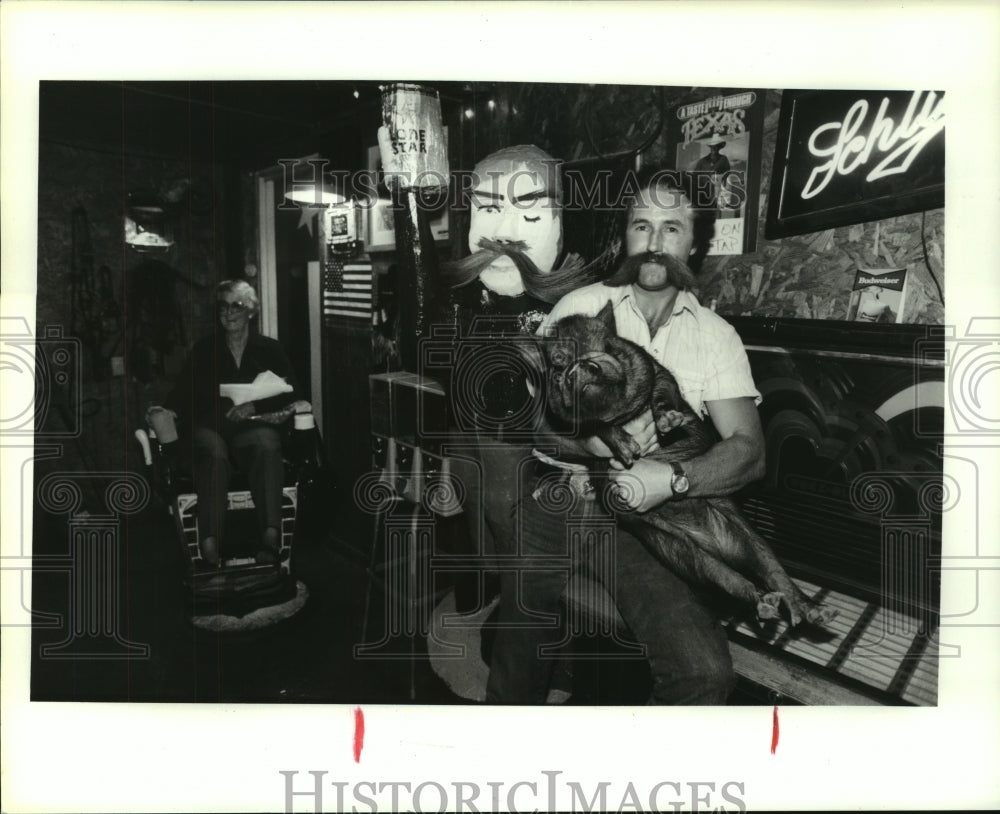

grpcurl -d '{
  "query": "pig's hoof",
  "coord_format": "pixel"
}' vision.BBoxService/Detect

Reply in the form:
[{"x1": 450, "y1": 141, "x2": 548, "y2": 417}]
[
  {"x1": 655, "y1": 410, "x2": 686, "y2": 433},
  {"x1": 805, "y1": 605, "x2": 839, "y2": 626},
  {"x1": 757, "y1": 592, "x2": 783, "y2": 620},
  {"x1": 618, "y1": 437, "x2": 641, "y2": 465},
  {"x1": 615, "y1": 449, "x2": 637, "y2": 469}
]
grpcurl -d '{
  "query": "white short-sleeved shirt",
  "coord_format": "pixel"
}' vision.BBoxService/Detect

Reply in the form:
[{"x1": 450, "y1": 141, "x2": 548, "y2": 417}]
[{"x1": 539, "y1": 283, "x2": 762, "y2": 418}]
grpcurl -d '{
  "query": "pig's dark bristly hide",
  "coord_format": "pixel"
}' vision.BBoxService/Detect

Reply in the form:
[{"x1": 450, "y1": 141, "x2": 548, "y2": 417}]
[{"x1": 536, "y1": 303, "x2": 836, "y2": 628}]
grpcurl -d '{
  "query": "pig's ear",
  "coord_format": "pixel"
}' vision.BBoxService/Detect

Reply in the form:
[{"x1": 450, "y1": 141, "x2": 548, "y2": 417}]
[{"x1": 596, "y1": 300, "x2": 616, "y2": 331}]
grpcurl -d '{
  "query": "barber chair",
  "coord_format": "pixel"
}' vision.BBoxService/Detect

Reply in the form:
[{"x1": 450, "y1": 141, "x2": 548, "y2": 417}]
[{"x1": 134, "y1": 408, "x2": 310, "y2": 632}]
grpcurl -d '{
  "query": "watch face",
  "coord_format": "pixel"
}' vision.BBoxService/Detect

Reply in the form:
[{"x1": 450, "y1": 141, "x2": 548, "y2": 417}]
[{"x1": 673, "y1": 473, "x2": 690, "y2": 494}]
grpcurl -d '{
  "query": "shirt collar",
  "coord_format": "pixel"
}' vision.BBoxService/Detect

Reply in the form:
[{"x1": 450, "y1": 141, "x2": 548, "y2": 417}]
[{"x1": 614, "y1": 285, "x2": 701, "y2": 319}]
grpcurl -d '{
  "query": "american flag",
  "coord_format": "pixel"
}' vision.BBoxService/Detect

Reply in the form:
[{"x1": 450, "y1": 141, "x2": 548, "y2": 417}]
[{"x1": 323, "y1": 258, "x2": 373, "y2": 322}]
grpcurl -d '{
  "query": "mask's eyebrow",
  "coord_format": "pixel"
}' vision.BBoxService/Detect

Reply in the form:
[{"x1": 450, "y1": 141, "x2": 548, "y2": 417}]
[
  {"x1": 471, "y1": 188, "x2": 556, "y2": 207},
  {"x1": 510, "y1": 189, "x2": 555, "y2": 206},
  {"x1": 471, "y1": 190, "x2": 503, "y2": 204}
]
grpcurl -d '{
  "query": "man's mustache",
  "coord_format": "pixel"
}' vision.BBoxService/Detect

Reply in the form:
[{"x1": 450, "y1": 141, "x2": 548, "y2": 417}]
[
  {"x1": 441, "y1": 237, "x2": 594, "y2": 305},
  {"x1": 602, "y1": 252, "x2": 697, "y2": 291}
]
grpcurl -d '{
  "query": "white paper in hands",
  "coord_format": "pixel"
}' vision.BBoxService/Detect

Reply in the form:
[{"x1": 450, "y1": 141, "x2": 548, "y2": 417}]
[{"x1": 219, "y1": 370, "x2": 293, "y2": 406}]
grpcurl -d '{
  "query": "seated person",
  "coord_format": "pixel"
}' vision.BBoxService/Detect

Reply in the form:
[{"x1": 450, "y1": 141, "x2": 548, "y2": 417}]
[{"x1": 150, "y1": 279, "x2": 301, "y2": 568}]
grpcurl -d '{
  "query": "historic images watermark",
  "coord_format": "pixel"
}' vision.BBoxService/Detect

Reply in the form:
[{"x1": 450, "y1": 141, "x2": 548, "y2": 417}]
[
  {"x1": 1, "y1": 316, "x2": 150, "y2": 659},
  {"x1": 280, "y1": 770, "x2": 747, "y2": 813},
  {"x1": 353, "y1": 329, "x2": 645, "y2": 666},
  {"x1": 353, "y1": 315, "x2": 1000, "y2": 680},
  {"x1": 5, "y1": 266, "x2": 997, "y2": 677},
  {"x1": 916, "y1": 319, "x2": 1000, "y2": 651},
  {"x1": 277, "y1": 158, "x2": 722, "y2": 214}
]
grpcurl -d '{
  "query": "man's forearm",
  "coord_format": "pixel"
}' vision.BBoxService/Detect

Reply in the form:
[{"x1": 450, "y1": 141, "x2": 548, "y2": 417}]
[
  {"x1": 610, "y1": 432, "x2": 763, "y2": 514},
  {"x1": 680, "y1": 430, "x2": 765, "y2": 498}
]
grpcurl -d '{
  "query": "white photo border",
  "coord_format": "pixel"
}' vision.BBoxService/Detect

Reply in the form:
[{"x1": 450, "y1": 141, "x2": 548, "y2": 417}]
[{"x1": 2, "y1": 2, "x2": 999, "y2": 813}]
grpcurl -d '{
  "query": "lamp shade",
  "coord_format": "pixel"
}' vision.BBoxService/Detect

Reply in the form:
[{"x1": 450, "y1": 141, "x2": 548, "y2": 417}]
[{"x1": 284, "y1": 184, "x2": 346, "y2": 206}]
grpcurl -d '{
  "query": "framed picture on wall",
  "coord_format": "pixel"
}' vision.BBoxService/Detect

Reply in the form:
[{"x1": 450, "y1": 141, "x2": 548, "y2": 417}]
[
  {"x1": 366, "y1": 197, "x2": 397, "y2": 253},
  {"x1": 365, "y1": 131, "x2": 449, "y2": 253},
  {"x1": 665, "y1": 89, "x2": 766, "y2": 256},
  {"x1": 764, "y1": 90, "x2": 945, "y2": 239}
]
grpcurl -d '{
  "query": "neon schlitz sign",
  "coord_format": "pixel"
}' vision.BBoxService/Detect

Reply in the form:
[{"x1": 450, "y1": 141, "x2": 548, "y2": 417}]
[{"x1": 765, "y1": 90, "x2": 945, "y2": 239}]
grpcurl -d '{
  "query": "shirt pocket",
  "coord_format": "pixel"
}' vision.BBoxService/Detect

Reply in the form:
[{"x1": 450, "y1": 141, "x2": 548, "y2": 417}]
[{"x1": 667, "y1": 365, "x2": 708, "y2": 417}]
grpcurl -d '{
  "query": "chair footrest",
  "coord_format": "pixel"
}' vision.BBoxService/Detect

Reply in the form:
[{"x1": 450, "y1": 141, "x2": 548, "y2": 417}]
[
  {"x1": 184, "y1": 566, "x2": 296, "y2": 616},
  {"x1": 172, "y1": 486, "x2": 298, "y2": 575}
]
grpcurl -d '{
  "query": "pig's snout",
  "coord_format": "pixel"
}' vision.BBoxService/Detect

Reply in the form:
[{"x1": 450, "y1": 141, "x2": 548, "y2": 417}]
[{"x1": 565, "y1": 359, "x2": 600, "y2": 387}]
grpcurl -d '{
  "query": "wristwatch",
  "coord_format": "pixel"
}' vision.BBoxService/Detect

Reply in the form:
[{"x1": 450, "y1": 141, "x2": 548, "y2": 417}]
[{"x1": 668, "y1": 461, "x2": 690, "y2": 498}]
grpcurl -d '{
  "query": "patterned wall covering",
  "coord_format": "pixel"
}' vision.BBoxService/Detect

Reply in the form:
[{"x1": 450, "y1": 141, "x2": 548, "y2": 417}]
[{"x1": 35, "y1": 140, "x2": 229, "y2": 476}]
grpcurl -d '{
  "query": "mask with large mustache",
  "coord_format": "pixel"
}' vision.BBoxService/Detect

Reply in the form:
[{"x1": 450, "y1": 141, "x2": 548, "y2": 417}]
[
  {"x1": 441, "y1": 237, "x2": 598, "y2": 305},
  {"x1": 602, "y1": 251, "x2": 697, "y2": 292}
]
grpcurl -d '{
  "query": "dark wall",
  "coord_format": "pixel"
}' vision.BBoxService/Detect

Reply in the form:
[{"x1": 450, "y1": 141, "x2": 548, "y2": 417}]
[{"x1": 35, "y1": 138, "x2": 233, "y2": 481}]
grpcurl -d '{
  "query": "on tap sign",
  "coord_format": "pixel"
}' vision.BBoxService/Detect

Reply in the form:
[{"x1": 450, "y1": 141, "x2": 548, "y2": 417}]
[{"x1": 765, "y1": 89, "x2": 945, "y2": 239}]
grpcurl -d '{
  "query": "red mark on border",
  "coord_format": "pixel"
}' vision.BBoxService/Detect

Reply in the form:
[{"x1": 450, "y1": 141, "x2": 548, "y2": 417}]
[
  {"x1": 353, "y1": 707, "x2": 365, "y2": 763},
  {"x1": 770, "y1": 705, "x2": 780, "y2": 754}
]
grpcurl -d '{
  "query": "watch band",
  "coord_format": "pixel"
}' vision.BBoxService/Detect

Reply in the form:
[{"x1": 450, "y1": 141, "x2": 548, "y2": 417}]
[{"x1": 668, "y1": 461, "x2": 690, "y2": 498}]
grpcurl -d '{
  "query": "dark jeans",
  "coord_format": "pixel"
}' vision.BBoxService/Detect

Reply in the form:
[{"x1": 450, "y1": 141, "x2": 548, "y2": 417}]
[
  {"x1": 447, "y1": 437, "x2": 536, "y2": 561},
  {"x1": 191, "y1": 425, "x2": 285, "y2": 544},
  {"x1": 485, "y1": 465, "x2": 735, "y2": 705},
  {"x1": 444, "y1": 438, "x2": 538, "y2": 616}
]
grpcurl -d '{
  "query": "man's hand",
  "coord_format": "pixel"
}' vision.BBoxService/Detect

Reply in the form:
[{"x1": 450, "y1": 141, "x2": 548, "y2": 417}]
[
  {"x1": 145, "y1": 406, "x2": 179, "y2": 444},
  {"x1": 608, "y1": 458, "x2": 674, "y2": 513},
  {"x1": 226, "y1": 402, "x2": 257, "y2": 422},
  {"x1": 587, "y1": 409, "x2": 660, "y2": 462}
]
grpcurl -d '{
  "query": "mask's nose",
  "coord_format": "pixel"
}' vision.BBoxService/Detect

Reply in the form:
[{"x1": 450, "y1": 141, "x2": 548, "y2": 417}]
[{"x1": 490, "y1": 209, "x2": 522, "y2": 245}]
